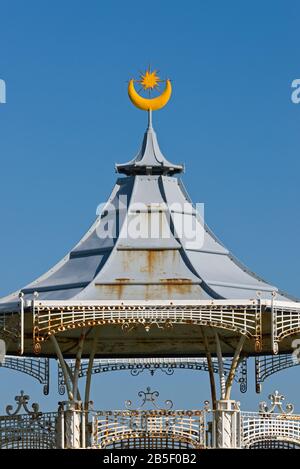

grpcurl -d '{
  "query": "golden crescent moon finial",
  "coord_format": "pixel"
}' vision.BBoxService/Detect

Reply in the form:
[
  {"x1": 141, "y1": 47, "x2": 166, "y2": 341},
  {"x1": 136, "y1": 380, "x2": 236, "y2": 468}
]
[{"x1": 128, "y1": 68, "x2": 172, "y2": 111}]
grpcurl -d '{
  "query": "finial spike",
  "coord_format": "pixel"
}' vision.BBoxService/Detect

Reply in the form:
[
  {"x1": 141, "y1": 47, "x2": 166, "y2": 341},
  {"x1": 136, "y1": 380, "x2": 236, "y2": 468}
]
[{"x1": 148, "y1": 109, "x2": 153, "y2": 129}]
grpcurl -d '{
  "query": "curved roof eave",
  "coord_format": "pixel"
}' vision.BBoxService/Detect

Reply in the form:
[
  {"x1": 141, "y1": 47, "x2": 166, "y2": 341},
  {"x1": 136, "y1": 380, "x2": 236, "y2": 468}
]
[{"x1": 0, "y1": 124, "x2": 298, "y2": 307}]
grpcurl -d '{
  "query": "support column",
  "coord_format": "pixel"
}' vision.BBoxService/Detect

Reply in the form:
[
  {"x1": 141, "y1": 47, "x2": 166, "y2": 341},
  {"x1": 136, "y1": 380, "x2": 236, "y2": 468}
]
[
  {"x1": 50, "y1": 335, "x2": 73, "y2": 401},
  {"x1": 225, "y1": 335, "x2": 246, "y2": 400},
  {"x1": 51, "y1": 333, "x2": 86, "y2": 448},
  {"x1": 72, "y1": 332, "x2": 85, "y2": 400},
  {"x1": 84, "y1": 329, "x2": 100, "y2": 409},
  {"x1": 213, "y1": 400, "x2": 241, "y2": 449},
  {"x1": 19, "y1": 292, "x2": 24, "y2": 355},
  {"x1": 65, "y1": 361, "x2": 82, "y2": 401},
  {"x1": 201, "y1": 327, "x2": 217, "y2": 410},
  {"x1": 212, "y1": 333, "x2": 245, "y2": 448},
  {"x1": 55, "y1": 403, "x2": 65, "y2": 449},
  {"x1": 214, "y1": 331, "x2": 226, "y2": 399},
  {"x1": 64, "y1": 401, "x2": 82, "y2": 449},
  {"x1": 84, "y1": 329, "x2": 100, "y2": 448}
]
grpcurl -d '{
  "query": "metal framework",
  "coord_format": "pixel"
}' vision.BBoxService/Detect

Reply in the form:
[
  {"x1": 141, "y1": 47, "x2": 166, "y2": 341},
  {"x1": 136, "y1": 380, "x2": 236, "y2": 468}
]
[
  {"x1": 0, "y1": 391, "x2": 57, "y2": 449},
  {"x1": 90, "y1": 387, "x2": 206, "y2": 449},
  {"x1": 272, "y1": 304, "x2": 300, "y2": 353},
  {"x1": 0, "y1": 311, "x2": 21, "y2": 351},
  {"x1": 1, "y1": 389, "x2": 299, "y2": 450},
  {"x1": 0, "y1": 95, "x2": 299, "y2": 450},
  {"x1": 0, "y1": 357, "x2": 50, "y2": 395},
  {"x1": 32, "y1": 300, "x2": 263, "y2": 353},
  {"x1": 91, "y1": 409, "x2": 206, "y2": 449},
  {"x1": 57, "y1": 357, "x2": 248, "y2": 395},
  {"x1": 2, "y1": 299, "x2": 300, "y2": 449},
  {"x1": 242, "y1": 413, "x2": 300, "y2": 448},
  {"x1": 29, "y1": 299, "x2": 300, "y2": 356},
  {"x1": 241, "y1": 392, "x2": 300, "y2": 448},
  {"x1": 255, "y1": 354, "x2": 300, "y2": 393}
]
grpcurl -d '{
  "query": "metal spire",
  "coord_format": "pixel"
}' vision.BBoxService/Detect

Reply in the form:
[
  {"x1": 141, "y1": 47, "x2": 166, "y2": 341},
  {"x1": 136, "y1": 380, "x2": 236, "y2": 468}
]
[{"x1": 115, "y1": 112, "x2": 183, "y2": 175}]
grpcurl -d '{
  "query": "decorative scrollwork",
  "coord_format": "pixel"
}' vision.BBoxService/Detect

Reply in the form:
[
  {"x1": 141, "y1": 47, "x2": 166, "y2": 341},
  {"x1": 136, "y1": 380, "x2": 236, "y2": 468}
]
[
  {"x1": 34, "y1": 342, "x2": 42, "y2": 355},
  {"x1": 122, "y1": 320, "x2": 174, "y2": 334},
  {"x1": 122, "y1": 322, "x2": 136, "y2": 333},
  {"x1": 1, "y1": 391, "x2": 57, "y2": 448},
  {"x1": 57, "y1": 357, "x2": 248, "y2": 395},
  {"x1": 125, "y1": 387, "x2": 173, "y2": 410},
  {"x1": 33, "y1": 301, "x2": 262, "y2": 350},
  {"x1": 59, "y1": 384, "x2": 66, "y2": 396},
  {"x1": 238, "y1": 358, "x2": 248, "y2": 394},
  {"x1": 57, "y1": 366, "x2": 66, "y2": 395},
  {"x1": 129, "y1": 363, "x2": 175, "y2": 377},
  {"x1": 259, "y1": 390, "x2": 294, "y2": 415},
  {"x1": 129, "y1": 368, "x2": 141, "y2": 377},
  {"x1": 6, "y1": 390, "x2": 41, "y2": 418},
  {"x1": 161, "y1": 367, "x2": 174, "y2": 376},
  {"x1": 93, "y1": 409, "x2": 206, "y2": 449}
]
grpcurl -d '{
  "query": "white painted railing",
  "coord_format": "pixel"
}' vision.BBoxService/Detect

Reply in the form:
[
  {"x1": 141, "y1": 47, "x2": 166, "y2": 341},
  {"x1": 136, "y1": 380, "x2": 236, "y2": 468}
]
[
  {"x1": 0, "y1": 412, "x2": 58, "y2": 449},
  {"x1": 1, "y1": 397, "x2": 300, "y2": 449},
  {"x1": 241, "y1": 412, "x2": 300, "y2": 448},
  {"x1": 90, "y1": 410, "x2": 206, "y2": 449}
]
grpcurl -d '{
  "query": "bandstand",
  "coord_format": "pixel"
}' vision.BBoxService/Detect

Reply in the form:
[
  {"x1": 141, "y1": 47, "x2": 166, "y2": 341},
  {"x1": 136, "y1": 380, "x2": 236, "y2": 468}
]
[{"x1": 0, "y1": 68, "x2": 300, "y2": 450}]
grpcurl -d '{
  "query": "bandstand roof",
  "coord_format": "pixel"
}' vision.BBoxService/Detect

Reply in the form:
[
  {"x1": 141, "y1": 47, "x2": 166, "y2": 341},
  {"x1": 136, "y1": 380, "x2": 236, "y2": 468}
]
[
  {"x1": 0, "y1": 108, "x2": 299, "y2": 358},
  {"x1": 0, "y1": 122, "x2": 296, "y2": 309}
]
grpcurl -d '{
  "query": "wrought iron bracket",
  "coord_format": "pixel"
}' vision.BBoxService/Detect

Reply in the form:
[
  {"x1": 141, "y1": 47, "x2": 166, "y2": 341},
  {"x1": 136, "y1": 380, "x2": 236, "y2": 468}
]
[
  {"x1": 57, "y1": 357, "x2": 248, "y2": 395},
  {"x1": 255, "y1": 354, "x2": 300, "y2": 394},
  {"x1": 0, "y1": 356, "x2": 50, "y2": 395}
]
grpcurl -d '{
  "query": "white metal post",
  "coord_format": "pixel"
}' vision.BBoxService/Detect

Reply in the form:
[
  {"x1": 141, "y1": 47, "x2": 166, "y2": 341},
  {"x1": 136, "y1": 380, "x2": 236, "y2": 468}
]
[{"x1": 19, "y1": 292, "x2": 24, "y2": 355}]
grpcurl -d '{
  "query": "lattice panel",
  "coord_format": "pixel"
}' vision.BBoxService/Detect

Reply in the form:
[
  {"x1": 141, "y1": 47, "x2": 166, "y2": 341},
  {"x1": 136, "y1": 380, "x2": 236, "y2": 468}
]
[
  {"x1": 241, "y1": 412, "x2": 300, "y2": 448},
  {"x1": 91, "y1": 410, "x2": 206, "y2": 449},
  {"x1": 0, "y1": 312, "x2": 21, "y2": 346},
  {"x1": 0, "y1": 357, "x2": 50, "y2": 395},
  {"x1": 272, "y1": 305, "x2": 300, "y2": 353},
  {"x1": 33, "y1": 301, "x2": 262, "y2": 353},
  {"x1": 57, "y1": 357, "x2": 248, "y2": 395},
  {"x1": 255, "y1": 355, "x2": 299, "y2": 393},
  {"x1": 0, "y1": 412, "x2": 57, "y2": 449}
]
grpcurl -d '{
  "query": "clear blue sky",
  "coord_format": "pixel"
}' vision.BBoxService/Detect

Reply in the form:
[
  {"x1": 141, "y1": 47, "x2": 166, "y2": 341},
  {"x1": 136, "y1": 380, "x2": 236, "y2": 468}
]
[{"x1": 0, "y1": 0, "x2": 300, "y2": 413}]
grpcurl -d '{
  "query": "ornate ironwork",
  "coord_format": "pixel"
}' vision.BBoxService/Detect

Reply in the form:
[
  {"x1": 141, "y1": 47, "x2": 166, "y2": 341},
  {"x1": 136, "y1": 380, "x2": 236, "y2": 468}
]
[
  {"x1": 130, "y1": 361, "x2": 174, "y2": 377},
  {"x1": 89, "y1": 386, "x2": 206, "y2": 449},
  {"x1": 238, "y1": 358, "x2": 248, "y2": 393},
  {"x1": 125, "y1": 387, "x2": 173, "y2": 411},
  {"x1": 255, "y1": 354, "x2": 300, "y2": 393},
  {"x1": 1, "y1": 391, "x2": 300, "y2": 449},
  {"x1": 259, "y1": 391, "x2": 294, "y2": 415},
  {"x1": 6, "y1": 390, "x2": 44, "y2": 419},
  {"x1": 0, "y1": 391, "x2": 57, "y2": 449},
  {"x1": 0, "y1": 312, "x2": 21, "y2": 349},
  {"x1": 241, "y1": 394, "x2": 300, "y2": 448},
  {"x1": 57, "y1": 357, "x2": 248, "y2": 395},
  {"x1": 32, "y1": 300, "x2": 262, "y2": 352},
  {"x1": 91, "y1": 409, "x2": 206, "y2": 449},
  {"x1": 122, "y1": 319, "x2": 173, "y2": 333},
  {"x1": 241, "y1": 411, "x2": 300, "y2": 448},
  {"x1": 0, "y1": 357, "x2": 50, "y2": 395},
  {"x1": 271, "y1": 304, "x2": 300, "y2": 353}
]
